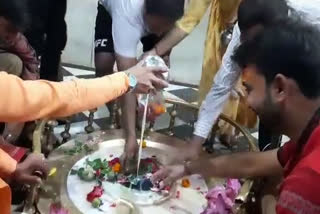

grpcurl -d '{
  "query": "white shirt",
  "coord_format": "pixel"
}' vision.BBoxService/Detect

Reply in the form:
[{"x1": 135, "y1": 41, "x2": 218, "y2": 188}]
[
  {"x1": 194, "y1": 0, "x2": 320, "y2": 139},
  {"x1": 99, "y1": 0, "x2": 148, "y2": 58}
]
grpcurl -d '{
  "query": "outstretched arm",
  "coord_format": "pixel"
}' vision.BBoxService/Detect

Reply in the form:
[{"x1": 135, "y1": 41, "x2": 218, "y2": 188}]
[
  {"x1": 147, "y1": 0, "x2": 212, "y2": 56},
  {"x1": 0, "y1": 71, "x2": 129, "y2": 122},
  {"x1": 173, "y1": 24, "x2": 243, "y2": 162},
  {"x1": 152, "y1": 149, "x2": 283, "y2": 186}
]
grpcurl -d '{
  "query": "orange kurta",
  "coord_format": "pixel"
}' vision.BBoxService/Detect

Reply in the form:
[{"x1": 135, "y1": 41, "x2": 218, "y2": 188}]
[{"x1": 0, "y1": 71, "x2": 129, "y2": 213}]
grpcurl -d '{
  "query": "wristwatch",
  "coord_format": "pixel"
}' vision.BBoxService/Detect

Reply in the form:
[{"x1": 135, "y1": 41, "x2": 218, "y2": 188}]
[{"x1": 125, "y1": 72, "x2": 137, "y2": 93}]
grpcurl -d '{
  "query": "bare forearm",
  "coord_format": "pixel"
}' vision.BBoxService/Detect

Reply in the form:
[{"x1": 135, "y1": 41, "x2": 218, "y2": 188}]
[
  {"x1": 116, "y1": 56, "x2": 138, "y2": 139},
  {"x1": 190, "y1": 135, "x2": 206, "y2": 154},
  {"x1": 120, "y1": 93, "x2": 137, "y2": 138},
  {"x1": 186, "y1": 150, "x2": 282, "y2": 178},
  {"x1": 156, "y1": 27, "x2": 188, "y2": 56}
]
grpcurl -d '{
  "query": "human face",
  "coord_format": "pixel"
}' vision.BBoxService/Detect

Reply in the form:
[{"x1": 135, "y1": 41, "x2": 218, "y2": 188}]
[
  {"x1": 242, "y1": 65, "x2": 284, "y2": 134},
  {"x1": 144, "y1": 14, "x2": 175, "y2": 36},
  {"x1": 0, "y1": 17, "x2": 19, "y2": 45}
]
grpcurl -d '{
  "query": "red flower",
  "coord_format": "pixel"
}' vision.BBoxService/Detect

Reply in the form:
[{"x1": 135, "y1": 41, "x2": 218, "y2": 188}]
[
  {"x1": 87, "y1": 186, "x2": 104, "y2": 202},
  {"x1": 164, "y1": 186, "x2": 171, "y2": 191},
  {"x1": 49, "y1": 203, "x2": 69, "y2": 214},
  {"x1": 144, "y1": 158, "x2": 153, "y2": 163},
  {"x1": 96, "y1": 169, "x2": 101, "y2": 177},
  {"x1": 108, "y1": 157, "x2": 120, "y2": 167}
]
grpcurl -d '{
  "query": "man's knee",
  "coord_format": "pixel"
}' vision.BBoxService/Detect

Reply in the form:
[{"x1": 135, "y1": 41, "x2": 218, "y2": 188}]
[{"x1": 0, "y1": 52, "x2": 23, "y2": 76}]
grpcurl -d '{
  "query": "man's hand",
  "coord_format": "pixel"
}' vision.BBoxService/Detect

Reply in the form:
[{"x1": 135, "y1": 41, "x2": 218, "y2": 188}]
[
  {"x1": 125, "y1": 60, "x2": 168, "y2": 94},
  {"x1": 151, "y1": 164, "x2": 187, "y2": 188},
  {"x1": 12, "y1": 154, "x2": 49, "y2": 185},
  {"x1": 128, "y1": 63, "x2": 168, "y2": 93},
  {"x1": 120, "y1": 136, "x2": 139, "y2": 174},
  {"x1": 139, "y1": 48, "x2": 171, "y2": 67}
]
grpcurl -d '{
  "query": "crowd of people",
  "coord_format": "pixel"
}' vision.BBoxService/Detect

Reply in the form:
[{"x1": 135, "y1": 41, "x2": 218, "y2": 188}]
[{"x1": 0, "y1": 0, "x2": 319, "y2": 213}]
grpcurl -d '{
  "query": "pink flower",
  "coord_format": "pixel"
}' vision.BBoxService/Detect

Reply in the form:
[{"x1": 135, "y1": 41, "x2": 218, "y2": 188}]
[
  {"x1": 201, "y1": 179, "x2": 241, "y2": 214},
  {"x1": 49, "y1": 203, "x2": 69, "y2": 214},
  {"x1": 226, "y1": 179, "x2": 241, "y2": 201}
]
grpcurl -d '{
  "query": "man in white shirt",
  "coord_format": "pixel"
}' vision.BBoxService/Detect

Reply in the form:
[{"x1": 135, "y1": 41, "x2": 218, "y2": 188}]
[
  {"x1": 145, "y1": 0, "x2": 320, "y2": 161},
  {"x1": 93, "y1": 0, "x2": 185, "y2": 165}
]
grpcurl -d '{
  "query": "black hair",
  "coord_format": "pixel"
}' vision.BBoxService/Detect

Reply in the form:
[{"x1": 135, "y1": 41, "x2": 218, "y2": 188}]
[
  {"x1": 0, "y1": 0, "x2": 29, "y2": 30},
  {"x1": 145, "y1": 0, "x2": 185, "y2": 21},
  {"x1": 232, "y1": 18, "x2": 320, "y2": 99},
  {"x1": 238, "y1": 0, "x2": 289, "y2": 33}
]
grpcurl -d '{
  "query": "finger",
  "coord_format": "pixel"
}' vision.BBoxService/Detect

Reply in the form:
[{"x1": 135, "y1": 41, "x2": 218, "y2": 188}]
[
  {"x1": 151, "y1": 169, "x2": 167, "y2": 183},
  {"x1": 134, "y1": 84, "x2": 149, "y2": 94},
  {"x1": 20, "y1": 174, "x2": 43, "y2": 185},
  {"x1": 30, "y1": 161, "x2": 49, "y2": 179},
  {"x1": 154, "y1": 72, "x2": 165, "y2": 80},
  {"x1": 149, "y1": 66, "x2": 169, "y2": 74},
  {"x1": 151, "y1": 76, "x2": 168, "y2": 89},
  {"x1": 35, "y1": 164, "x2": 49, "y2": 179}
]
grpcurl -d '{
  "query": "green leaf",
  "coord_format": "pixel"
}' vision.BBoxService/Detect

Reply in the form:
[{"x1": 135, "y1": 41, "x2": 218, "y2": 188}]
[
  {"x1": 101, "y1": 168, "x2": 111, "y2": 176},
  {"x1": 88, "y1": 159, "x2": 103, "y2": 170},
  {"x1": 147, "y1": 165, "x2": 153, "y2": 173},
  {"x1": 101, "y1": 159, "x2": 109, "y2": 169},
  {"x1": 92, "y1": 198, "x2": 102, "y2": 208},
  {"x1": 77, "y1": 168, "x2": 84, "y2": 177},
  {"x1": 70, "y1": 169, "x2": 78, "y2": 175},
  {"x1": 79, "y1": 168, "x2": 95, "y2": 181}
]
